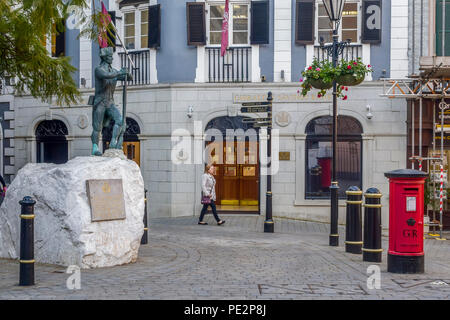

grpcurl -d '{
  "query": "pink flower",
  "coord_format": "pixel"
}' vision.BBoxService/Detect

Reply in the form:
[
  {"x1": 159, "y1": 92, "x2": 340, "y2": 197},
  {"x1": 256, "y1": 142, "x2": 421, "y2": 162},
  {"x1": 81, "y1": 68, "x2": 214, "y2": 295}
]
[
  {"x1": 343, "y1": 95, "x2": 348, "y2": 100},
  {"x1": 353, "y1": 62, "x2": 358, "y2": 65},
  {"x1": 345, "y1": 87, "x2": 348, "y2": 91},
  {"x1": 297, "y1": 90, "x2": 300, "y2": 94},
  {"x1": 300, "y1": 78, "x2": 303, "y2": 82},
  {"x1": 316, "y1": 68, "x2": 321, "y2": 71},
  {"x1": 368, "y1": 64, "x2": 372, "y2": 68},
  {"x1": 347, "y1": 65, "x2": 352, "y2": 70},
  {"x1": 308, "y1": 66, "x2": 313, "y2": 70},
  {"x1": 318, "y1": 93, "x2": 322, "y2": 98}
]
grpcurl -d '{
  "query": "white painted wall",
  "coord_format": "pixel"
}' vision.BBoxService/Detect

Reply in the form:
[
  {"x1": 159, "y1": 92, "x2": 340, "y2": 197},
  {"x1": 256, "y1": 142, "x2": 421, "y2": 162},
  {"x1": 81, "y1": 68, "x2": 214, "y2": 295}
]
[
  {"x1": 273, "y1": 0, "x2": 291, "y2": 82},
  {"x1": 390, "y1": 0, "x2": 409, "y2": 78},
  {"x1": 79, "y1": 4, "x2": 93, "y2": 88}
]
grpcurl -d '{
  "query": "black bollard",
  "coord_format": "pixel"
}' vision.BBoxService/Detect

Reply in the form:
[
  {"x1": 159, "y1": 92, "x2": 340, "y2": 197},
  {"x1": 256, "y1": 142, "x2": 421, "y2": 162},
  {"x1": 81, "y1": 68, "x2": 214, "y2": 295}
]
[
  {"x1": 19, "y1": 196, "x2": 36, "y2": 286},
  {"x1": 362, "y1": 188, "x2": 383, "y2": 263},
  {"x1": 141, "y1": 189, "x2": 148, "y2": 245},
  {"x1": 345, "y1": 186, "x2": 363, "y2": 254}
]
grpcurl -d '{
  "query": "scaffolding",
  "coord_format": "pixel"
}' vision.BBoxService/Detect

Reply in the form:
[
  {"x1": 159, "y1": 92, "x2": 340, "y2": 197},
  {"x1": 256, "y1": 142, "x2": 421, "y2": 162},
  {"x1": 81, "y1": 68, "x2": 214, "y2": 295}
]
[{"x1": 380, "y1": 56, "x2": 450, "y2": 240}]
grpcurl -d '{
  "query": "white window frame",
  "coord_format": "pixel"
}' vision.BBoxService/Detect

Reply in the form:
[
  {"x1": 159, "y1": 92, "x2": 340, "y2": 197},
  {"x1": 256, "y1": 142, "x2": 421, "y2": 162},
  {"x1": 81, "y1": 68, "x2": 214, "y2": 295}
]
[
  {"x1": 315, "y1": 0, "x2": 362, "y2": 45},
  {"x1": 120, "y1": 4, "x2": 150, "y2": 51},
  {"x1": 206, "y1": 0, "x2": 251, "y2": 47}
]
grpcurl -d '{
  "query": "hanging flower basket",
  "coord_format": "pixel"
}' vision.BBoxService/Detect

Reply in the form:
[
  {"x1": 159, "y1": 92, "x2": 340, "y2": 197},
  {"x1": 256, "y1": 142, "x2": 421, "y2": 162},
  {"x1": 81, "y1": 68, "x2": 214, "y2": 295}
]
[
  {"x1": 310, "y1": 78, "x2": 333, "y2": 90},
  {"x1": 299, "y1": 59, "x2": 336, "y2": 98},
  {"x1": 336, "y1": 58, "x2": 372, "y2": 87},
  {"x1": 336, "y1": 74, "x2": 365, "y2": 86}
]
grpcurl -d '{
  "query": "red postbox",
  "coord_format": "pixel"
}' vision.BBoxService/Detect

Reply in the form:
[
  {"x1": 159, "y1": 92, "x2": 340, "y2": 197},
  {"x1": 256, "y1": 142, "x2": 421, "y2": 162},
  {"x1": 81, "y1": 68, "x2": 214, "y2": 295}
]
[
  {"x1": 317, "y1": 157, "x2": 332, "y2": 189},
  {"x1": 384, "y1": 169, "x2": 428, "y2": 273}
]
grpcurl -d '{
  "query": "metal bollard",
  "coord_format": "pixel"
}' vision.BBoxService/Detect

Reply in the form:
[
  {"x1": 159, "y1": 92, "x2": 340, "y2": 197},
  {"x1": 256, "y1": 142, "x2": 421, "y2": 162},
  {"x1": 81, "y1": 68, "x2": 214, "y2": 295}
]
[
  {"x1": 345, "y1": 186, "x2": 363, "y2": 254},
  {"x1": 141, "y1": 189, "x2": 148, "y2": 245},
  {"x1": 362, "y1": 188, "x2": 383, "y2": 263},
  {"x1": 19, "y1": 196, "x2": 36, "y2": 286}
]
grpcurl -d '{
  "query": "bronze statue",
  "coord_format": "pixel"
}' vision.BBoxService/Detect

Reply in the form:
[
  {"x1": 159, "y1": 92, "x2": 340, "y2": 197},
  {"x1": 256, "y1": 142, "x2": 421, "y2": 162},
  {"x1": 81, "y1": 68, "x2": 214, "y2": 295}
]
[{"x1": 91, "y1": 47, "x2": 132, "y2": 156}]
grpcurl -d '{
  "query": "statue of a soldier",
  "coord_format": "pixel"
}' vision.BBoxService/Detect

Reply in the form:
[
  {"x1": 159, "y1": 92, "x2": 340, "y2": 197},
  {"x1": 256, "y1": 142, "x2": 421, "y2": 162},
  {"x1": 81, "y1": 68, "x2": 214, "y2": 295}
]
[{"x1": 91, "y1": 47, "x2": 132, "y2": 156}]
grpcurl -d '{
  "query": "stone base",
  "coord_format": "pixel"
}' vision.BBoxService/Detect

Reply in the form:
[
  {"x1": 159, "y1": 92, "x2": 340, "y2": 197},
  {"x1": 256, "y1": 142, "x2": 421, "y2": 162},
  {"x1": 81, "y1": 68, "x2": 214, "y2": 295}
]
[{"x1": 0, "y1": 156, "x2": 145, "y2": 269}]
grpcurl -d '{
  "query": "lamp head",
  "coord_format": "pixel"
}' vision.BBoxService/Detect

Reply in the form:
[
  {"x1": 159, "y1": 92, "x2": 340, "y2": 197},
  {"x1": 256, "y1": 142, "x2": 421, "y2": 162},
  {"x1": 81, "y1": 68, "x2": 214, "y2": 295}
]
[{"x1": 322, "y1": 0, "x2": 346, "y2": 22}]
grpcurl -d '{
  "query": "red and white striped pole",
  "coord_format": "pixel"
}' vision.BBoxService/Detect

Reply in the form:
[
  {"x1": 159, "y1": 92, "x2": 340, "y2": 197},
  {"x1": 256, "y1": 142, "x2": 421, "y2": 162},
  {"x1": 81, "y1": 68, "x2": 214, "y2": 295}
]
[{"x1": 440, "y1": 164, "x2": 444, "y2": 220}]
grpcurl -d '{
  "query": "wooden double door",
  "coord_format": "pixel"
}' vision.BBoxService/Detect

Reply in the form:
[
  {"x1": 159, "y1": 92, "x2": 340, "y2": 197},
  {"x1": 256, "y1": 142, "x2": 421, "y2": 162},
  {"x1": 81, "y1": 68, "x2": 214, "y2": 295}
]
[
  {"x1": 123, "y1": 141, "x2": 140, "y2": 166},
  {"x1": 207, "y1": 140, "x2": 259, "y2": 211}
]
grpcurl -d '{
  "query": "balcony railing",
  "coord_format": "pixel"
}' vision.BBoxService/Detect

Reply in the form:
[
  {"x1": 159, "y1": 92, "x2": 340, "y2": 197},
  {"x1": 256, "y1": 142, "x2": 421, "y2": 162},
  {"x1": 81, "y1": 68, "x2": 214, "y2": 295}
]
[
  {"x1": 314, "y1": 44, "x2": 363, "y2": 62},
  {"x1": 206, "y1": 47, "x2": 251, "y2": 83},
  {"x1": 118, "y1": 49, "x2": 150, "y2": 86}
]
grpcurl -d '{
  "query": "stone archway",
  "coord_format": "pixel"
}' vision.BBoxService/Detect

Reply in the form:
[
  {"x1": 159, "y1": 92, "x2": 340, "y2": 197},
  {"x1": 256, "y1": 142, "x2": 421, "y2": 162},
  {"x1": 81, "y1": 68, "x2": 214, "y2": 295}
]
[{"x1": 35, "y1": 120, "x2": 69, "y2": 164}]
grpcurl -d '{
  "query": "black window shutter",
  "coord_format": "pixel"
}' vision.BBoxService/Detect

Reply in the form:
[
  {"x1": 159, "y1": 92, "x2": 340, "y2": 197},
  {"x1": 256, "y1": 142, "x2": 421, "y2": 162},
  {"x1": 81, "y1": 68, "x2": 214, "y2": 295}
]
[
  {"x1": 251, "y1": 1, "x2": 269, "y2": 44},
  {"x1": 54, "y1": 19, "x2": 65, "y2": 57},
  {"x1": 108, "y1": 11, "x2": 116, "y2": 51},
  {"x1": 186, "y1": 2, "x2": 206, "y2": 46},
  {"x1": 361, "y1": 0, "x2": 382, "y2": 44},
  {"x1": 295, "y1": 0, "x2": 315, "y2": 45},
  {"x1": 148, "y1": 4, "x2": 161, "y2": 48}
]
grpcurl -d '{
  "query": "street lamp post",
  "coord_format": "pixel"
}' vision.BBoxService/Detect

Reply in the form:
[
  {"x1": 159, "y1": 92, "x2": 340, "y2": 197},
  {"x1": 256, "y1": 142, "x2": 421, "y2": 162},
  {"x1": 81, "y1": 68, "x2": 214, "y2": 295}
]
[{"x1": 321, "y1": 0, "x2": 346, "y2": 246}]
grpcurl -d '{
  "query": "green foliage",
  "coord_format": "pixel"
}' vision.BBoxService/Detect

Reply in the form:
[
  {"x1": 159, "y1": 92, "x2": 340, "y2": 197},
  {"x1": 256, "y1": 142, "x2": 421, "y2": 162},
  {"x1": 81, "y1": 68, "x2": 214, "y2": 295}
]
[{"x1": 0, "y1": 0, "x2": 111, "y2": 106}]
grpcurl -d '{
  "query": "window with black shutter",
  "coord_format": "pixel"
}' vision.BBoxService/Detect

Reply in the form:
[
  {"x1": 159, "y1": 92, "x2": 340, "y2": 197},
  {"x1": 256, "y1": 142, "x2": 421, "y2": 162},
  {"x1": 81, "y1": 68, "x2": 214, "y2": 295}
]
[
  {"x1": 148, "y1": 4, "x2": 161, "y2": 48},
  {"x1": 52, "y1": 19, "x2": 65, "y2": 57},
  {"x1": 108, "y1": 11, "x2": 117, "y2": 51},
  {"x1": 295, "y1": 0, "x2": 315, "y2": 45},
  {"x1": 251, "y1": 1, "x2": 269, "y2": 44},
  {"x1": 187, "y1": 2, "x2": 206, "y2": 46}
]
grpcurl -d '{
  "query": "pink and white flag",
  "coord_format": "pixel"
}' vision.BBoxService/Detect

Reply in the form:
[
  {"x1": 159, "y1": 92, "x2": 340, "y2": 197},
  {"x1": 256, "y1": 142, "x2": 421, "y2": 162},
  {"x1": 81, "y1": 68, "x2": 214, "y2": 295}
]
[
  {"x1": 98, "y1": 1, "x2": 112, "y2": 48},
  {"x1": 220, "y1": 0, "x2": 230, "y2": 57}
]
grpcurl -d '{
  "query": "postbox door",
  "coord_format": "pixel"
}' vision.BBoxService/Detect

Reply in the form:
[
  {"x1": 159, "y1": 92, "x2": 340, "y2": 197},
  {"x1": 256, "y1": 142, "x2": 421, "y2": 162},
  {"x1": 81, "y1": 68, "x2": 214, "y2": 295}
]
[{"x1": 395, "y1": 191, "x2": 423, "y2": 253}]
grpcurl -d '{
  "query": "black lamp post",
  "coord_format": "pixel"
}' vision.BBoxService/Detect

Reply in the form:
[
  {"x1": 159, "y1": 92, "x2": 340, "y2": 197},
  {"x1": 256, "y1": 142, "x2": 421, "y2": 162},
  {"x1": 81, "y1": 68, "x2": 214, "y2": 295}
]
[{"x1": 320, "y1": 0, "x2": 347, "y2": 246}]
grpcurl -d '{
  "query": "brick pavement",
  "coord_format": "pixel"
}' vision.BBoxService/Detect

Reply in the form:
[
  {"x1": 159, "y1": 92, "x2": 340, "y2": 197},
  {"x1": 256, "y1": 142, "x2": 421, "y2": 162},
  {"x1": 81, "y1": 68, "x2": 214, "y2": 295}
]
[{"x1": 0, "y1": 215, "x2": 449, "y2": 300}]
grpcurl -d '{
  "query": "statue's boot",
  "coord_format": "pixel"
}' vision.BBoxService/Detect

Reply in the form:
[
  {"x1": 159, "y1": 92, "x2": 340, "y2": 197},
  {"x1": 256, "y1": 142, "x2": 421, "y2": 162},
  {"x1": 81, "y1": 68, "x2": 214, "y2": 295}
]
[{"x1": 92, "y1": 143, "x2": 102, "y2": 156}]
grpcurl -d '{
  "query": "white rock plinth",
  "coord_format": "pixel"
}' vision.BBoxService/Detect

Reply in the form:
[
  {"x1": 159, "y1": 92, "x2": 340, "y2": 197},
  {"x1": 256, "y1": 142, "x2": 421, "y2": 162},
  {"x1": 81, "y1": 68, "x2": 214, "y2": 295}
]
[{"x1": 0, "y1": 156, "x2": 145, "y2": 269}]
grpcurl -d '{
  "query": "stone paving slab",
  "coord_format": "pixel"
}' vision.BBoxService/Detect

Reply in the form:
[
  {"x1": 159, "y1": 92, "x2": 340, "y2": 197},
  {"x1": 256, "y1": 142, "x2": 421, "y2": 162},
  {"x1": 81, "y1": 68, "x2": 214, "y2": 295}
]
[{"x1": 0, "y1": 215, "x2": 449, "y2": 300}]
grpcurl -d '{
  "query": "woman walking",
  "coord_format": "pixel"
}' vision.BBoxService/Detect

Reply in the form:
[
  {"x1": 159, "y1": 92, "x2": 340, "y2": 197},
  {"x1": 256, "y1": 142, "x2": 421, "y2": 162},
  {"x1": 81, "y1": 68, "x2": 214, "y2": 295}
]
[{"x1": 199, "y1": 164, "x2": 225, "y2": 226}]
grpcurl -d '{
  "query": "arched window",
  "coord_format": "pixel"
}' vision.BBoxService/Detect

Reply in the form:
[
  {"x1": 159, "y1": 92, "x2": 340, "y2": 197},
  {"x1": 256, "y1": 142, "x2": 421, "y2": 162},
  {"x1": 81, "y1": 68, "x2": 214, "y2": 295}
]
[
  {"x1": 123, "y1": 117, "x2": 141, "y2": 166},
  {"x1": 305, "y1": 116, "x2": 363, "y2": 199},
  {"x1": 36, "y1": 120, "x2": 68, "y2": 164}
]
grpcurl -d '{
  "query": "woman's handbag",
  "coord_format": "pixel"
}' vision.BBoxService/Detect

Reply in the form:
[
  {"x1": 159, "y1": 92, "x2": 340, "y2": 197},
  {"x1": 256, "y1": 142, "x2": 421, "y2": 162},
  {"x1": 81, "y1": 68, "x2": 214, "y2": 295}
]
[
  {"x1": 201, "y1": 195, "x2": 211, "y2": 205},
  {"x1": 201, "y1": 178, "x2": 213, "y2": 204}
]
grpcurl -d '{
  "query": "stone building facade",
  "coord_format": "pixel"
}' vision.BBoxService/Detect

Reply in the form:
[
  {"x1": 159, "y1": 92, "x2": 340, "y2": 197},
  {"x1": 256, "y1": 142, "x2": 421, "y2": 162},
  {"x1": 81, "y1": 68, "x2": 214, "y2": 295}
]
[{"x1": 5, "y1": 0, "x2": 409, "y2": 227}]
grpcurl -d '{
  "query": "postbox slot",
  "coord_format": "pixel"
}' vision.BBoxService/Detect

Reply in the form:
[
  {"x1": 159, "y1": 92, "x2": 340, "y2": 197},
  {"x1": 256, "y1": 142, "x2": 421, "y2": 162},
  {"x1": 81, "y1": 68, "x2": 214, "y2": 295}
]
[{"x1": 404, "y1": 188, "x2": 418, "y2": 191}]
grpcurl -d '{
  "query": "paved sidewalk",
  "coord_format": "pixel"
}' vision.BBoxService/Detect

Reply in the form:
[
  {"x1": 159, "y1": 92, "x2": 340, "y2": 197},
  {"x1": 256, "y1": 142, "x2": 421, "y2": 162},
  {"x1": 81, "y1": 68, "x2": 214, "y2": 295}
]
[{"x1": 0, "y1": 215, "x2": 449, "y2": 300}]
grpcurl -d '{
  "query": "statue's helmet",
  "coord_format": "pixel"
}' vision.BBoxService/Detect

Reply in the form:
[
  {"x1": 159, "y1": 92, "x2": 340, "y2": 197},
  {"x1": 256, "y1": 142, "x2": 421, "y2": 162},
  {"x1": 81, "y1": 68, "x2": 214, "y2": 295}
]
[{"x1": 100, "y1": 47, "x2": 113, "y2": 58}]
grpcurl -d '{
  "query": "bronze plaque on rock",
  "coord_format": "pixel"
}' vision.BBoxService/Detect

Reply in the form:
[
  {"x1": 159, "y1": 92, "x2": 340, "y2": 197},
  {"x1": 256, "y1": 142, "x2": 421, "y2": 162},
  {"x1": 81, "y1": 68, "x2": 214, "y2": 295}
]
[{"x1": 86, "y1": 179, "x2": 126, "y2": 222}]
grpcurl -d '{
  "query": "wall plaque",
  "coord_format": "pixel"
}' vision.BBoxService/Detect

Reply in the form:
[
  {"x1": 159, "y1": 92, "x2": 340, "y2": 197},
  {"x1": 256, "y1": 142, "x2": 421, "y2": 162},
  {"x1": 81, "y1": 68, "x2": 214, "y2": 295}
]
[
  {"x1": 279, "y1": 152, "x2": 290, "y2": 161},
  {"x1": 86, "y1": 179, "x2": 126, "y2": 222}
]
